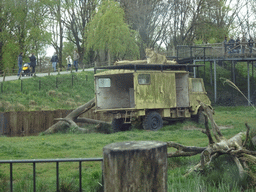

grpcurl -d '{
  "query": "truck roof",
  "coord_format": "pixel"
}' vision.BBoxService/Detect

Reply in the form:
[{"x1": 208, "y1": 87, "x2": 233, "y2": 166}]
[
  {"x1": 94, "y1": 69, "x2": 189, "y2": 76},
  {"x1": 94, "y1": 64, "x2": 203, "y2": 74}
]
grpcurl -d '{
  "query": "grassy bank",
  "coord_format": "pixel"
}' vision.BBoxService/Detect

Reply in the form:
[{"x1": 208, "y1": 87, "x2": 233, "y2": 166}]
[
  {"x1": 0, "y1": 71, "x2": 95, "y2": 112},
  {"x1": 0, "y1": 106, "x2": 255, "y2": 191},
  {"x1": 0, "y1": 66, "x2": 256, "y2": 191}
]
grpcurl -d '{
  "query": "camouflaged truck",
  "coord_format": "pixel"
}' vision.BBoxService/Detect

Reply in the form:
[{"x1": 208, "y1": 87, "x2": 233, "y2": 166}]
[{"x1": 94, "y1": 64, "x2": 212, "y2": 132}]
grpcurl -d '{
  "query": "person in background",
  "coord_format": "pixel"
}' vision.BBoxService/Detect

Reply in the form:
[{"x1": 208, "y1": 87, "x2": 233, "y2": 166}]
[
  {"x1": 29, "y1": 53, "x2": 36, "y2": 75},
  {"x1": 241, "y1": 35, "x2": 246, "y2": 55},
  {"x1": 73, "y1": 50, "x2": 79, "y2": 72},
  {"x1": 223, "y1": 36, "x2": 228, "y2": 54},
  {"x1": 66, "y1": 55, "x2": 72, "y2": 71},
  {"x1": 17, "y1": 52, "x2": 23, "y2": 76},
  {"x1": 51, "y1": 52, "x2": 58, "y2": 72},
  {"x1": 228, "y1": 36, "x2": 235, "y2": 54},
  {"x1": 235, "y1": 37, "x2": 240, "y2": 54},
  {"x1": 248, "y1": 36, "x2": 254, "y2": 55}
]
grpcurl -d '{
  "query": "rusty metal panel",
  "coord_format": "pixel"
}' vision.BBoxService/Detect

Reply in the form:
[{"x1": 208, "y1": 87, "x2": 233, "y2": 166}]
[{"x1": 134, "y1": 71, "x2": 177, "y2": 109}]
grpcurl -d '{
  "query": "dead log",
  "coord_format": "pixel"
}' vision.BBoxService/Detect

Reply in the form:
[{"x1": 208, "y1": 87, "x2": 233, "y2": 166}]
[
  {"x1": 75, "y1": 117, "x2": 111, "y2": 125},
  {"x1": 167, "y1": 141, "x2": 206, "y2": 157},
  {"x1": 42, "y1": 98, "x2": 110, "y2": 134},
  {"x1": 167, "y1": 101, "x2": 256, "y2": 183}
]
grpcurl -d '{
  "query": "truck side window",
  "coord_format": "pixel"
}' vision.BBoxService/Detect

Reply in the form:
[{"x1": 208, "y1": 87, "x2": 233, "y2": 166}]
[
  {"x1": 192, "y1": 79, "x2": 203, "y2": 92},
  {"x1": 138, "y1": 74, "x2": 150, "y2": 85},
  {"x1": 98, "y1": 78, "x2": 111, "y2": 87}
]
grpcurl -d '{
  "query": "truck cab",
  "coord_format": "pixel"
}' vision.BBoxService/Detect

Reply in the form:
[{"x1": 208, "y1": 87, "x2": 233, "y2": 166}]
[{"x1": 94, "y1": 64, "x2": 211, "y2": 132}]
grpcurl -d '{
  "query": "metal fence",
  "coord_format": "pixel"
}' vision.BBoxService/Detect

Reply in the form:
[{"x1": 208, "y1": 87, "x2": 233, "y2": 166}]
[
  {"x1": 176, "y1": 44, "x2": 256, "y2": 62},
  {"x1": 0, "y1": 157, "x2": 103, "y2": 192},
  {"x1": 0, "y1": 73, "x2": 92, "y2": 94},
  {"x1": 0, "y1": 62, "x2": 95, "y2": 78}
]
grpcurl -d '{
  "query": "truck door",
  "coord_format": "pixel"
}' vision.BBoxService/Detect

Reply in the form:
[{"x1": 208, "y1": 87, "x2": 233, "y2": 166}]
[{"x1": 175, "y1": 73, "x2": 189, "y2": 107}]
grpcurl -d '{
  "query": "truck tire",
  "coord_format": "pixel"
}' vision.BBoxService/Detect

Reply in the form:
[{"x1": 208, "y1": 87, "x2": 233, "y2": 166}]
[{"x1": 143, "y1": 111, "x2": 163, "y2": 131}]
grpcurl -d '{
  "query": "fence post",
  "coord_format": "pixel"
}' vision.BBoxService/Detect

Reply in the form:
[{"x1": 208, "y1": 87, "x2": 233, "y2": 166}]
[
  {"x1": 3, "y1": 71, "x2": 5, "y2": 82},
  {"x1": 10, "y1": 162, "x2": 13, "y2": 192},
  {"x1": 103, "y1": 141, "x2": 167, "y2": 192}
]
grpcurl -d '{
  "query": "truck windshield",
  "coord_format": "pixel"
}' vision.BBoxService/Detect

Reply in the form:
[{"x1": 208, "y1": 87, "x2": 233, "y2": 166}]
[
  {"x1": 192, "y1": 79, "x2": 204, "y2": 92},
  {"x1": 138, "y1": 74, "x2": 150, "y2": 85}
]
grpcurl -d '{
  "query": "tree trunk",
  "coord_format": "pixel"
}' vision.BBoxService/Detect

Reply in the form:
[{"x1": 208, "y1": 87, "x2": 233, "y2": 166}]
[
  {"x1": 43, "y1": 98, "x2": 96, "y2": 134},
  {"x1": 167, "y1": 101, "x2": 256, "y2": 183},
  {"x1": 103, "y1": 141, "x2": 167, "y2": 192}
]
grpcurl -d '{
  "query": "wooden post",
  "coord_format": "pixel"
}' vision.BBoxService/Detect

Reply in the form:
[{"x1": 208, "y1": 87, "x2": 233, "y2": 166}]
[{"x1": 103, "y1": 141, "x2": 167, "y2": 192}]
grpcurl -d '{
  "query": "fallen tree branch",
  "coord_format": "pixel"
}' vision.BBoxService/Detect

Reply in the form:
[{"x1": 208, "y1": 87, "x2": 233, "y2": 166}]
[
  {"x1": 75, "y1": 117, "x2": 111, "y2": 125},
  {"x1": 167, "y1": 101, "x2": 256, "y2": 182},
  {"x1": 168, "y1": 151, "x2": 202, "y2": 157},
  {"x1": 244, "y1": 123, "x2": 251, "y2": 147},
  {"x1": 202, "y1": 114, "x2": 214, "y2": 145},
  {"x1": 43, "y1": 98, "x2": 96, "y2": 134},
  {"x1": 197, "y1": 100, "x2": 224, "y2": 142},
  {"x1": 167, "y1": 141, "x2": 206, "y2": 153}
]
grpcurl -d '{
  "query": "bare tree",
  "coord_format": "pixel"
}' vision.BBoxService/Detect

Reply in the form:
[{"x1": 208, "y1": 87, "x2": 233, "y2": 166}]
[
  {"x1": 168, "y1": 101, "x2": 256, "y2": 186},
  {"x1": 118, "y1": 0, "x2": 171, "y2": 58},
  {"x1": 62, "y1": 0, "x2": 98, "y2": 66},
  {"x1": 46, "y1": 0, "x2": 64, "y2": 68}
]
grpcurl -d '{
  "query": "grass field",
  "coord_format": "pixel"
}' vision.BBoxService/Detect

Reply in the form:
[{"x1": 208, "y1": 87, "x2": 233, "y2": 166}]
[
  {"x1": 0, "y1": 72, "x2": 95, "y2": 112},
  {"x1": 0, "y1": 69, "x2": 256, "y2": 191},
  {"x1": 0, "y1": 106, "x2": 256, "y2": 191}
]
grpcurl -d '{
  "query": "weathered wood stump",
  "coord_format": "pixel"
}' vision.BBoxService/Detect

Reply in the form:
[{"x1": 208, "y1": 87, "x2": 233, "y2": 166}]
[{"x1": 103, "y1": 141, "x2": 167, "y2": 192}]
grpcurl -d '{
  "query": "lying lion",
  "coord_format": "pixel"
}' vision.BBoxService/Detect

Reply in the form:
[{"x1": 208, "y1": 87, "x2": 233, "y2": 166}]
[{"x1": 114, "y1": 48, "x2": 177, "y2": 66}]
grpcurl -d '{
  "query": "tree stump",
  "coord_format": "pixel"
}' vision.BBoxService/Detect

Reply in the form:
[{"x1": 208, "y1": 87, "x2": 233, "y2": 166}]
[{"x1": 103, "y1": 141, "x2": 167, "y2": 192}]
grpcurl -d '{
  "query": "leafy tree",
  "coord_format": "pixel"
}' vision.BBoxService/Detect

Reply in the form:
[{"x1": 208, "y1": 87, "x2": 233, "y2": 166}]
[
  {"x1": 0, "y1": 0, "x2": 51, "y2": 72},
  {"x1": 193, "y1": 0, "x2": 231, "y2": 44},
  {"x1": 45, "y1": 0, "x2": 65, "y2": 68},
  {"x1": 62, "y1": 41, "x2": 75, "y2": 63},
  {"x1": 86, "y1": 0, "x2": 139, "y2": 65}
]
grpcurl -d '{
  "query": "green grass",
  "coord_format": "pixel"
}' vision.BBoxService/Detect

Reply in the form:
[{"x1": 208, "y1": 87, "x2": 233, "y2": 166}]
[
  {"x1": 0, "y1": 72, "x2": 95, "y2": 112},
  {"x1": 0, "y1": 107, "x2": 256, "y2": 191},
  {"x1": 0, "y1": 67, "x2": 256, "y2": 191}
]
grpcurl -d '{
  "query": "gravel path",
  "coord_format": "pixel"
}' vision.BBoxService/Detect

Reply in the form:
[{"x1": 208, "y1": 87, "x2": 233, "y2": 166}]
[{"x1": 0, "y1": 68, "x2": 94, "y2": 82}]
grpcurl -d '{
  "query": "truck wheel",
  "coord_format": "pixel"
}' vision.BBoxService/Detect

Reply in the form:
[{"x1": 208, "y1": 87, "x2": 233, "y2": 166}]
[
  {"x1": 111, "y1": 118, "x2": 124, "y2": 133},
  {"x1": 143, "y1": 111, "x2": 163, "y2": 131}
]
